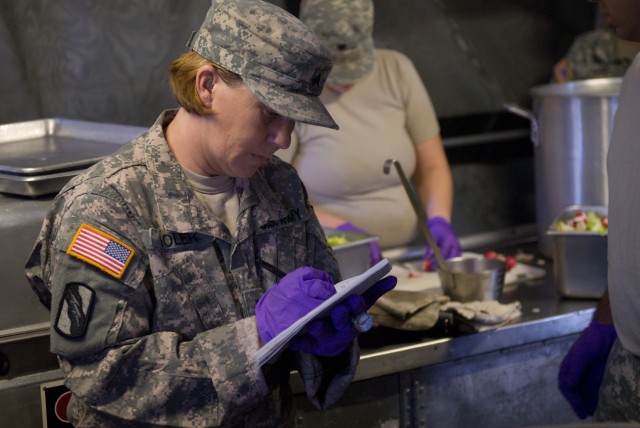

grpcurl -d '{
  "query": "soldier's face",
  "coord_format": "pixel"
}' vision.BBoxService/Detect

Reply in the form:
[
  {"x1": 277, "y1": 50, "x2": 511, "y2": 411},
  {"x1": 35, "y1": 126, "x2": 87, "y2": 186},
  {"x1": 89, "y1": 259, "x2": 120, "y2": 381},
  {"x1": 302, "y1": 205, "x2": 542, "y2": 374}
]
[
  {"x1": 207, "y1": 80, "x2": 294, "y2": 178},
  {"x1": 597, "y1": 0, "x2": 640, "y2": 42}
]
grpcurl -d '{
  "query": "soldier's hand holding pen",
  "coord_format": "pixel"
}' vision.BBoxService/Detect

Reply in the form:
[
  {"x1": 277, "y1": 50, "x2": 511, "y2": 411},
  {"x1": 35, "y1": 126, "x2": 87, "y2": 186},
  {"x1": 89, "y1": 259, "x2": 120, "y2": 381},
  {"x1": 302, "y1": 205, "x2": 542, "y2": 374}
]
[{"x1": 255, "y1": 265, "x2": 396, "y2": 357}]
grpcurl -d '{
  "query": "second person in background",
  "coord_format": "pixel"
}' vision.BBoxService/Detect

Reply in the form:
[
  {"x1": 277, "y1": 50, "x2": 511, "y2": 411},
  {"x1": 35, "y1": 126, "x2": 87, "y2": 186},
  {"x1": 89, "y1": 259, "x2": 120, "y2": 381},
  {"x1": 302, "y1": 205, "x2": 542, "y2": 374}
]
[{"x1": 280, "y1": 0, "x2": 461, "y2": 269}]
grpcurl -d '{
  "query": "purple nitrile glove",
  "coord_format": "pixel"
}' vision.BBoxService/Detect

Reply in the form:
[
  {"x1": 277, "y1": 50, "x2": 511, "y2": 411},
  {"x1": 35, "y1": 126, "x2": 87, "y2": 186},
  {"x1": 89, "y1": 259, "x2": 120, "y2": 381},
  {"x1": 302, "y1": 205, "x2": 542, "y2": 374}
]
[
  {"x1": 255, "y1": 266, "x2": 335, "y2": 345},
  {"x1": 360, "y1": 275, "x2": 397, "y2": 309},
  {"x1": 558, "y1": 319, "x2": 617, "y2": 419},
  {"x1": 289, "y1": 294, "x2": 363, "y2": 357},
  {"x1": 336, "y1": 222, "x2": 382, "y2": 265},
  {"x1": 423, "y1": 217, "x2": 462, "y2": 271},
  {"x1": 290, "y1": 275, "x2": 397, "y2": 356}
]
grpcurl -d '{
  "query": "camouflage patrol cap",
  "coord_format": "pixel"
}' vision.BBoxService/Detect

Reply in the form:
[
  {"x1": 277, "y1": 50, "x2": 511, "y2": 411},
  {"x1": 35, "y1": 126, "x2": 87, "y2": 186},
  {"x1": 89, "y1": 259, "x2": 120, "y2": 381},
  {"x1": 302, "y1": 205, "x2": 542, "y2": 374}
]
[
  {"x1": 300, "y1": 0, "x2": 375, "y2": 85},
  {"x1": 189, "y1": 0, "x2": 338, "y2": 129}
]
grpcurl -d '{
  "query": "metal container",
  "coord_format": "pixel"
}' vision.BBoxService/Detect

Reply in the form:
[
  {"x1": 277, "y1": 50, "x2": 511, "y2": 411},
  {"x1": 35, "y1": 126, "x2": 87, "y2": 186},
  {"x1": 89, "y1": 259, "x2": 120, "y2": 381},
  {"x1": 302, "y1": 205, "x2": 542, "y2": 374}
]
[
  {"x1": 547, "y1": 205, "x2": 608, "y2": 299},
  {"x1": 506, "y1": 77, "x2": 620, "y2": 257},
  {"x1": 0, "y1": 192, "x2": 63, "y2": 428},
  {"x1": 438, "y1": 257, "x2": 506, "y2": 302},
  {"x1": 324, "y1": 228, "x2": 379, "y2": 279},
  {"x1": 0, "y1": 118, "x2": 146, "y2": 196}
]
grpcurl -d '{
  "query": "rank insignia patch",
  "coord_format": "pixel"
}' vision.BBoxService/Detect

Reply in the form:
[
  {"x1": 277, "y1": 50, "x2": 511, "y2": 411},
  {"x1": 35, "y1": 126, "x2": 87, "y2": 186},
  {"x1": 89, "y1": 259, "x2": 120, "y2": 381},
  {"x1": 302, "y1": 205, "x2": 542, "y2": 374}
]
[
  {"x1": 67, "y1": 223, "x2": 135, "y2": 279},
  {"x1": 55, "y1": 282, "x2": 94, "y2": 338}
]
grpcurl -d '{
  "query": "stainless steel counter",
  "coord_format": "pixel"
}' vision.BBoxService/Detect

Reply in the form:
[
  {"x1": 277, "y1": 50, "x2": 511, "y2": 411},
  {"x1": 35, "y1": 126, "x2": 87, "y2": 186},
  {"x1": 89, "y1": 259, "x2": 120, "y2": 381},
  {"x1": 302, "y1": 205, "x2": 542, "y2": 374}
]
[
  {"x1": 0, "y1": 193, "x2": 54, "y2": 338},
  {"x1": 294, "y1": 238, "x2": 598, "y2": 427},
  {"x1": 0, "y1": 197, "x2": 597, "y2": 428},
  {"x1": 293, "y1": 237, "x2": 598, "y2": 385},
  {"x1": 354, "y1": 263, "x2": 595, "y2": 382}
]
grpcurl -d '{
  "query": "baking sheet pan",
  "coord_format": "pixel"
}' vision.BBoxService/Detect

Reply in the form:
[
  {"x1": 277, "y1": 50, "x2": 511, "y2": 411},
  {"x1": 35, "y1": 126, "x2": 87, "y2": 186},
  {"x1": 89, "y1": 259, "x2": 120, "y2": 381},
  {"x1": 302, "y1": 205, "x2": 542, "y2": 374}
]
[
  {"x1": 0, "y1": 118, "x2": 147, "y2": 196},
  {"x1": 0, "y1": 169, "x2": 82, "y2": 197}
]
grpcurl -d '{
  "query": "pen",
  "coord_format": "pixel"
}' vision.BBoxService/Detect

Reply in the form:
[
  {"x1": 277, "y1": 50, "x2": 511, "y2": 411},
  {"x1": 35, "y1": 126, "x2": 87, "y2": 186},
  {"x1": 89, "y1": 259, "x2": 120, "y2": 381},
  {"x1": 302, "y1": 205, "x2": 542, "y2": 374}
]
[
  {"x1": 259, "y1": 259, "x2": 288, "y2": 279},
  {"x1": 258, "y1": 259, "x2": 373, "y2": 333}
]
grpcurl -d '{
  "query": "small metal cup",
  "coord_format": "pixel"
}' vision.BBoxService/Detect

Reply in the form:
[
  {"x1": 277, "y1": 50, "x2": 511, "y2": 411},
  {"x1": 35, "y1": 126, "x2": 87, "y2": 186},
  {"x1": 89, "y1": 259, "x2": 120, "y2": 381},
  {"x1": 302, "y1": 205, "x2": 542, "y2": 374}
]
[{"x1": 438, "y1": 257, "x2": 506, "y2": 302}]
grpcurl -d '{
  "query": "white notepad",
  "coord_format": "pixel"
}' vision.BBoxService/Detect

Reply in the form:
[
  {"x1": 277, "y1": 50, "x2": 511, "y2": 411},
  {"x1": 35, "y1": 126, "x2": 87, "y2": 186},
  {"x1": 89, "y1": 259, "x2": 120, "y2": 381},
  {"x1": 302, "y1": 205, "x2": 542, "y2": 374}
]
[{"x1": 254, "y1": 259, "x2": 392, "y2": 366}]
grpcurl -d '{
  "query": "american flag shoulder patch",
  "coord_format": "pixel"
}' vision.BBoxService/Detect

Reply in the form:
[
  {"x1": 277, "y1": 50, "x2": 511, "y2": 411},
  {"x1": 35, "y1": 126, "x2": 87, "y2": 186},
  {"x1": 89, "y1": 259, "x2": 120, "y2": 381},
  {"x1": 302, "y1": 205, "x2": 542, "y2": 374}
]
[{"x1": 67, "y1": 223, "x2": 135, "y2": 279}]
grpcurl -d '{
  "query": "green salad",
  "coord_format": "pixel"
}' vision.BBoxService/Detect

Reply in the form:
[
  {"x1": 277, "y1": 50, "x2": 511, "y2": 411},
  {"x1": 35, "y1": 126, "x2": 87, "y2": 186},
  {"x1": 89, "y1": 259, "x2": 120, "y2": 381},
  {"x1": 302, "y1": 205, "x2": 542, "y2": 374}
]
[
  {"x1": 326, "y1": 234, "x2": 348, "y2": 247},
  {"x1": 551, "y1": 210, "x2": 608, "y2": 235}
]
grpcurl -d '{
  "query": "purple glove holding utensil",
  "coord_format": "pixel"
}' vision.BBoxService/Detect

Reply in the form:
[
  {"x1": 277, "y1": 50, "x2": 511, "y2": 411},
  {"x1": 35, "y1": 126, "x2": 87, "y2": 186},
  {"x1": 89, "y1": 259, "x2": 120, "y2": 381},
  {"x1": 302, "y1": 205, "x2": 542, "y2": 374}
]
[
  {"x1": 423, "y1": 217, "x2": 461, "y2": 271},
  {"x1": 558, "y1": 319, "x2": 617, "y2": 419},
  {"x1": 289, "y1": 294, "x2": 365, "y2": 357},
  {"x1": 336, "y1": 222, "x2": 382, "y2": 265},
  {"x1": 256, "y1": 266, "x2": 335, "y2": 345},
  {"x1": 255, "y1": 264, "x2": 397, "y2": 357},
  {"x1": 290, "y1": 275, "x2": 397, "y2": 356}
]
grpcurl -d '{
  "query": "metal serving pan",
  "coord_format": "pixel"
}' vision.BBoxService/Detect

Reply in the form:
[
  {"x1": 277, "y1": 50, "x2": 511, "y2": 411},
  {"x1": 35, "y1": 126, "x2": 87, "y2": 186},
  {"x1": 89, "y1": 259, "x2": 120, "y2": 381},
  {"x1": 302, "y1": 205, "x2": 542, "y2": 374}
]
[
  {"x1": 324, "y1": 228, "x2": 379, "y2": 279},
  {"x1": 547, "y1": 205, "x2": 608, "y2": 298},
  {"x1": 0, "y1": 169, "x2": 84, "y2": 197},
  {"x1": 0, "y1": 118, "x2": 147, "y2": 196}
]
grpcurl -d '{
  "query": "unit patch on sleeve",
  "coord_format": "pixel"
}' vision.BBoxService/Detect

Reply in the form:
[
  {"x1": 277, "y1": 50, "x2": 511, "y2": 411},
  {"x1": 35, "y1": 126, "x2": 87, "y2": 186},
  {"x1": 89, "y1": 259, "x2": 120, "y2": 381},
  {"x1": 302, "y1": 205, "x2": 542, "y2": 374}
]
[
  {"x1": 67, "y1": 223, "x2": 135, "y2": 279},
  {"x1": 54, "y1": 282, "x2": 95, "y2": 338}
]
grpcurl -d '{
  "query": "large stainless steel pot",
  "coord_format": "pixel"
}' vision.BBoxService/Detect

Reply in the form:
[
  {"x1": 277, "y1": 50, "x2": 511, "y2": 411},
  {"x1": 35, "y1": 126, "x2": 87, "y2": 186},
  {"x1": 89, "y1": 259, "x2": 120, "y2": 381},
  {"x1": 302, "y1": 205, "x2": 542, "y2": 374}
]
[{"x1": 506, "y1": 77, "x2": 621, "y2": 257}]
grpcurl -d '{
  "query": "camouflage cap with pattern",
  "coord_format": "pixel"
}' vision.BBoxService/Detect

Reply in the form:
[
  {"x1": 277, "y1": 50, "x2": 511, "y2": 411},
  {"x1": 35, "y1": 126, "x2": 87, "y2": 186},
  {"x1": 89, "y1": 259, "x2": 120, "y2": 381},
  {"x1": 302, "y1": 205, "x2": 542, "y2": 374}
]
[
  {"x1": 300, "y1": 0, "x2": 375, "y2": 85},
  {"x1": 189, "y1": 0, "x2": 338, "y2": 129}
]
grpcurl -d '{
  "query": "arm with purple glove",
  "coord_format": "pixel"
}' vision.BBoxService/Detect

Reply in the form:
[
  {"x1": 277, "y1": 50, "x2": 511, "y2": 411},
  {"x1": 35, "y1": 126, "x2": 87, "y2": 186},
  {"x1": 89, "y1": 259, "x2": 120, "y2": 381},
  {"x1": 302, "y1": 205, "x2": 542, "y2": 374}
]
[
  {"x1": 423, "y1": 216, "x2": 461, "y2": 271},
  {"x1": 558, "y1": 290, "x2": 617, "y2": 419},
  {"x1": 255, "y1": 266, "x2": 396, "y2": 357},
  {"x1": 412, "y1": 132, "x2": 461, "y2": 271}
]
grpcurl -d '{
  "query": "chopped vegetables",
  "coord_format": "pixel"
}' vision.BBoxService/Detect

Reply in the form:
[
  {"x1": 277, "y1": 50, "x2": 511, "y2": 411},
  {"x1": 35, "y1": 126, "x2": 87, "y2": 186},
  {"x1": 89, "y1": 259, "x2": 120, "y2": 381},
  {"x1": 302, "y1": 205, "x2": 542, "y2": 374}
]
[
  {"x1": 326, "y1": 234, "x2": 349, "y2": 247},
  {"x1": 422, "y1": 251, "x2": 522, "y2": 272},
  {"x1": 551, "y1": 210, "x2": 608, "y2": 235},
  {"x1": 484, "y1": 251, "x2": 518, "y2": 271}
]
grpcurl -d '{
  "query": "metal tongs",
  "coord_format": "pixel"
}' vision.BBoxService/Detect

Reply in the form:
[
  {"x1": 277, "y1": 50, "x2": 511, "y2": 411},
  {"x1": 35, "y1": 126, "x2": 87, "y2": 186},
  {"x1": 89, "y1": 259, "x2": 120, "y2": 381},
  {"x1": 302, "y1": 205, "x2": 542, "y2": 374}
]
[{"x1": 383, "y1": 158, "x2": 450, "y2": 273}]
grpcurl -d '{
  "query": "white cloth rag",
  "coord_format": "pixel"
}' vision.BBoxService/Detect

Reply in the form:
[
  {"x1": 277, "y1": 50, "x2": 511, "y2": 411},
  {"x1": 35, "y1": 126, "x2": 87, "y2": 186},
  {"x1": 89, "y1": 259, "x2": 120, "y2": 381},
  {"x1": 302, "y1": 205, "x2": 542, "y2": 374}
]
[
  {"x1": 370, "y1": 289, "x2": 522, "y2": 333},
  {"x1": 440, "y1": 300, "x2": 522, "y2": 332}
]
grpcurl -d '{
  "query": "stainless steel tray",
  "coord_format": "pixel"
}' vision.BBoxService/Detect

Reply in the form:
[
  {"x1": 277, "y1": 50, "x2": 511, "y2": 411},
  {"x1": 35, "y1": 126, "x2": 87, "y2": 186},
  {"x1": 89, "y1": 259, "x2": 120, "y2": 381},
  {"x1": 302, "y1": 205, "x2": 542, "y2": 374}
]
[
  {"x1": 0, "y1": 169, "x2": 83, "y2": 197},
  {"x1": 324, "y1": 228, "x2": 379, "y2": 278},
  {"x1": 0, "y1": 118, "x2": 146, "y2": 196},
  {"x1": 546, "y1": 205, "x2": 608, "y2": 298}
]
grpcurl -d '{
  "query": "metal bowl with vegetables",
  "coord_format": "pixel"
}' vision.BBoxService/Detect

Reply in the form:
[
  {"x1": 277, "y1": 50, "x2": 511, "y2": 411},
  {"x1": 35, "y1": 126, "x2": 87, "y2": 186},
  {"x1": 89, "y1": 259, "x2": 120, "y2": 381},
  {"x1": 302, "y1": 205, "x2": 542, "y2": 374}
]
[{"x1": 324, "y1": 228, "x2": 380, "y2": 279}]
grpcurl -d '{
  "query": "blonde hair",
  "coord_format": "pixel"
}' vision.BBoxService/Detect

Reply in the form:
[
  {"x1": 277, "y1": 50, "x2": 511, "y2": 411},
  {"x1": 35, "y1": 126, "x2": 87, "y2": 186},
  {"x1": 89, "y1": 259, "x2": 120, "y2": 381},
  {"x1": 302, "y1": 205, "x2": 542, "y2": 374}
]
[{"x1": 167, "y1": 51, "x2": 243, "y2": 116}]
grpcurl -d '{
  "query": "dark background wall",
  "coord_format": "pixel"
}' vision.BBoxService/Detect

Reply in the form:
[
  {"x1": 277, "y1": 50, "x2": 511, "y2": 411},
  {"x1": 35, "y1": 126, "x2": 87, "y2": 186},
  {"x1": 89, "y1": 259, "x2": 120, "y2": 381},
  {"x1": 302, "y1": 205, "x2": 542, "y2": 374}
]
[
  {"x1": 1, "y1": 0, "x2": 596, "y2": 126},
  {"x1": 0, "y1": 0, "x2": 598, "y2": 239}
]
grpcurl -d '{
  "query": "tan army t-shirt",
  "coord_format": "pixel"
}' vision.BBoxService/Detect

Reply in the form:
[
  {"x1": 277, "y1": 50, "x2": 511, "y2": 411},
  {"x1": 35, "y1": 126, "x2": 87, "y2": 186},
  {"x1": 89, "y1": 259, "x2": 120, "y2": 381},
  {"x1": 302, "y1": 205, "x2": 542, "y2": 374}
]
[{"x1": 280, "y1": 49, "x2": 439, "y2": 248}]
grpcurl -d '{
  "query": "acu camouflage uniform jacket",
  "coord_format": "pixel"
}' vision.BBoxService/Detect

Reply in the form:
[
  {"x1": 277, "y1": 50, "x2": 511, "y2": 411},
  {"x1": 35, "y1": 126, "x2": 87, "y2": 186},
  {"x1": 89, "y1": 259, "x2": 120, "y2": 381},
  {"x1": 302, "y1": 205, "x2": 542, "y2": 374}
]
[{"x1": 25, "y1": 111, "x2": 358, "y2": 427}]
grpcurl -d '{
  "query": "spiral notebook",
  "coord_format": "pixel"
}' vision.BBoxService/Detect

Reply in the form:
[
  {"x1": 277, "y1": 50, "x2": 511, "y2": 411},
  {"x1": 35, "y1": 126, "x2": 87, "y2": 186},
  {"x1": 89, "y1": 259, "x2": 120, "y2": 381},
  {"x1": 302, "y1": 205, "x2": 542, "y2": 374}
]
[{"x1": 254, "y1": 258, "x2": 392, "y2": 366}]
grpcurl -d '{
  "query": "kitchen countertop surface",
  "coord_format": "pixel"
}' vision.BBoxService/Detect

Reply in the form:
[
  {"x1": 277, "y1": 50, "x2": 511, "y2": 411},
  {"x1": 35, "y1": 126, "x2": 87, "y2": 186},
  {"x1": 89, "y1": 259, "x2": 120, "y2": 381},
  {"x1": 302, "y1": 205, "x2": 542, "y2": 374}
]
[
  {"x1": 0, "y1": 194, "x2": 597, "y2": 389},
  {"x1": 342, "y1": 237, "x2": 598, "y2": 383}
]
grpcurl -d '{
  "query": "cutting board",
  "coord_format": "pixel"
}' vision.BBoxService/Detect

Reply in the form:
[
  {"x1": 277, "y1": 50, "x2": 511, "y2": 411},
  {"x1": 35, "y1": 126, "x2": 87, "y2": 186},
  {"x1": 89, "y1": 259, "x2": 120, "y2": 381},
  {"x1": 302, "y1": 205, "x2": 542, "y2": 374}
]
[{"x1": 390, "y1": 252, "x2": 546, "y2": 293}]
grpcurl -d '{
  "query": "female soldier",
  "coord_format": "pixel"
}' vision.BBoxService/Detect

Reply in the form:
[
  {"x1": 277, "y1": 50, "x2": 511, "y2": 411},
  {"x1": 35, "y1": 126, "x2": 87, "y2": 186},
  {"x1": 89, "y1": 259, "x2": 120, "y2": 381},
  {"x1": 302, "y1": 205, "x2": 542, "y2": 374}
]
[{"x1": 24, "y1": 1, "x2": 395, "y2": 426}]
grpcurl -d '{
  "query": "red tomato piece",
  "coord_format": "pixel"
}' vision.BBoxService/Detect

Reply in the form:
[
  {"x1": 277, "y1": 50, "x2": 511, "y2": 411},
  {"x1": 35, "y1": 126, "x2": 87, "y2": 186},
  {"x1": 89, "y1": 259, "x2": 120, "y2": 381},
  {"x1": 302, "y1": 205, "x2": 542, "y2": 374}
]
[{"x1": 484, "y1": 251, "x2": 498, "y2": 259}]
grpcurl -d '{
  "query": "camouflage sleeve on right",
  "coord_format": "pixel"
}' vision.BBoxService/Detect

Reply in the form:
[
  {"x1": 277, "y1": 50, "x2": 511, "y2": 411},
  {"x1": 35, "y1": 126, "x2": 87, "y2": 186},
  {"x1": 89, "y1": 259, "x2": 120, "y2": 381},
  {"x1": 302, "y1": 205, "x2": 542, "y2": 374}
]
[
  {"x1": 255, "y1": 158, "x2": 359, "y2": 409},
  {"x1": 593, "y1": 340, "x2": 640, "y2": 421},
  {"x1": 294, "y1": 341, "x2": 359, "y2": 409},
  {"x1": 566, "y1": 29, "x2": 633, "y2": 80},
  {"x1": 293, "y1": 180, "x2": 360, "y2": 409}
]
